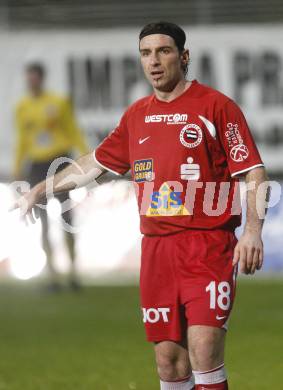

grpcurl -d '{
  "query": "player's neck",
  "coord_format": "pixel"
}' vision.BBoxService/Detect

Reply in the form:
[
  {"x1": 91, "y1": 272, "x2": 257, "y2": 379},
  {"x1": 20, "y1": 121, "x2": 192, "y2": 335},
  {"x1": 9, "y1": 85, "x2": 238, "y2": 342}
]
[
  {"x1": 30, "y1": 88, "x2": 44, "y2": 98},
  {"x1": 154, "y1": 79, "x2": 191, "y2": 103}
]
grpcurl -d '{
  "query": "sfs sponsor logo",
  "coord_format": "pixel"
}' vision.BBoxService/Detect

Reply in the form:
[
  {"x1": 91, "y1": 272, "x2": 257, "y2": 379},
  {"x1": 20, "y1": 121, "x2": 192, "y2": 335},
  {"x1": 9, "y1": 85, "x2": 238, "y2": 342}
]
[
  {"x1": 146, "y1": 182, "x2": 190, "y2": 217},
  {"x1": 145, "y1": 113, "x2": 187, "y2": 124},
  {"x1": 142, "y1": 307, "x2": 170, "y2": 323}
]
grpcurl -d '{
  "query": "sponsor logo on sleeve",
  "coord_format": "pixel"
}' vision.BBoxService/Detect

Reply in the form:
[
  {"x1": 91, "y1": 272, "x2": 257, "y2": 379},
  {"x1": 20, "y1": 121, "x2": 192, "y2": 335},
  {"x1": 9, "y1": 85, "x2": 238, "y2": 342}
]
[
  {"x1": 225, "y1": 122, "x2": 249, "y2": 162},
  {"x1": 225, "y1": 122, "x2": 243, "y2": 147},
  {"x1": 230, "y1": 144, "x2": 249, "y2": 162}
]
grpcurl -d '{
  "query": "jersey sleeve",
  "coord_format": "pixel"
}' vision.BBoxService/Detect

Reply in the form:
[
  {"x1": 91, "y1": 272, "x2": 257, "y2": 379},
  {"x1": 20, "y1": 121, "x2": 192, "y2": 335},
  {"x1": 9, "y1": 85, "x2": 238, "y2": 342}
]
[
  {"x1": 215, "y1": 99, "x2": 264, "y2": 177},
  {"x1": 94, "y1": 111, "x2": 130, "y2": 175}
]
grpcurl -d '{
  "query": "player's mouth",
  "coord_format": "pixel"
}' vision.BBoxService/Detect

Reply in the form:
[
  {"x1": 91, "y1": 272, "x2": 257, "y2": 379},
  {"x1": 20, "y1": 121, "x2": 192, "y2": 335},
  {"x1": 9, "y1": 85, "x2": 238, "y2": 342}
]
[{"x1": 150, "y1": 70, "x2": 164, "y2": 80}]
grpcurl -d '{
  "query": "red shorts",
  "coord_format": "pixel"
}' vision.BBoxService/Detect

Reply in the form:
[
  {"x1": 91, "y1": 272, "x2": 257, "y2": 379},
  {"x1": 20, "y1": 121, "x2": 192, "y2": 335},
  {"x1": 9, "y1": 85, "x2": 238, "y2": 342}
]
[{"x1": 140, "y1": 229, "x2": 238, "y2": 342}]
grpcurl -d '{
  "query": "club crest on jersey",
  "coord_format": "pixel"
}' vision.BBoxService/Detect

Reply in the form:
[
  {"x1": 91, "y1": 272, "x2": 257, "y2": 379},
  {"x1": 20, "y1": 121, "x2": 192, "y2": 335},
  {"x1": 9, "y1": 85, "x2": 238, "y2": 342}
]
[
  {"x1": 180, "y1": 124, "x2": 203, "y2": 148},
  {"x1": 133, "y1": 158, "x2": 154, "y2": 182},
  {"x1": 146, "y1": 182, "x2": 190, "y2": 217}
]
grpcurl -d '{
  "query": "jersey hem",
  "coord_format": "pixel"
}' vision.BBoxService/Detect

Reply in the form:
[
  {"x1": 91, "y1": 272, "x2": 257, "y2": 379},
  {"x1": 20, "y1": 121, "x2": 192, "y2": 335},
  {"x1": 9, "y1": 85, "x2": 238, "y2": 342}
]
[{"x1": 231, "y1": 163, "x2": 264, "y2": 178}]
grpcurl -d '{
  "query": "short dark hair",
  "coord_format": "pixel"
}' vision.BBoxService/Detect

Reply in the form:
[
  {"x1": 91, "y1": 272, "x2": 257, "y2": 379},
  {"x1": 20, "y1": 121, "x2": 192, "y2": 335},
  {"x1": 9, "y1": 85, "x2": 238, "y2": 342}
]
[
  {"x1": 26, "y1": 62, "x2": 46, "y2": 79},
  {"x1": 139, "y1": 21, "x2": 188, "y2": 75},
  {"x1": 139, "y1": 21, "x2": 186, "y2": 52}
]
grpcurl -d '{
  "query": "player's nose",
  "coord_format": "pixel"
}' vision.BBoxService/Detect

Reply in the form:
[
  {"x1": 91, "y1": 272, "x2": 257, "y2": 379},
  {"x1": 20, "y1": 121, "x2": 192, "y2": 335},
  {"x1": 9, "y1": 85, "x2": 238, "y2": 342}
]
[{"x1": 149, "y1": 52, "x2": 160, "y2": 66}]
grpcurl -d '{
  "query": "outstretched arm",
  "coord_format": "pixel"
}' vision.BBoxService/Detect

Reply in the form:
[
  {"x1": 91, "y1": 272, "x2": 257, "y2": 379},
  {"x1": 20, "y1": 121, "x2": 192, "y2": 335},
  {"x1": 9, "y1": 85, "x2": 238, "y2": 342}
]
[
  {"x1": 13, "y1": 151, "x2": 106, "y2": 217},
  {"x1": 232, "y1": 167, "x2": 269, "y2": 274}
]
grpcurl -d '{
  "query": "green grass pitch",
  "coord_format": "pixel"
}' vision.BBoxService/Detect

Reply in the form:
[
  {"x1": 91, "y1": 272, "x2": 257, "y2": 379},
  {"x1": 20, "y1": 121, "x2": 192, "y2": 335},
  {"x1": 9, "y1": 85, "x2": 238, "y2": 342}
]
[{"x1": 0, "y1": 279, "x2": 281, "y2": 389}]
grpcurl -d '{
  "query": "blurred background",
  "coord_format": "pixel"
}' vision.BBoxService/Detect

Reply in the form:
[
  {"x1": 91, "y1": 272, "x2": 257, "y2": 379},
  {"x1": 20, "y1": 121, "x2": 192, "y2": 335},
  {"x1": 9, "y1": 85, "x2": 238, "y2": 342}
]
[{"x1": 0, "y1": 1, "x2": 282, "y2": 389}]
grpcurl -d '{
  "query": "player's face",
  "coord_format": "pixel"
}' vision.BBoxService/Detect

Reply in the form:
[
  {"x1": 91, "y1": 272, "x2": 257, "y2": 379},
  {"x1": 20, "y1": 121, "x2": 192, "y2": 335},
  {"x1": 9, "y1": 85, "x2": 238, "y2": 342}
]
[
  {"x1": 26, "y1": 70, "x2": 43, "y2": 93},
  {"x1": 139, "y1": 34, "x2": 185, "y2": 91}
]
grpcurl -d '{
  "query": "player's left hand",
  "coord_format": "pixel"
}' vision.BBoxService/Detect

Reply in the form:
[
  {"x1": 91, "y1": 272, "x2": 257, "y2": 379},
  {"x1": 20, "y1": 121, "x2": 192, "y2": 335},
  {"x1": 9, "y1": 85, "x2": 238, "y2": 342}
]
[{"x1": 232, "y1": 230, "x2": 263, "y2": 274}]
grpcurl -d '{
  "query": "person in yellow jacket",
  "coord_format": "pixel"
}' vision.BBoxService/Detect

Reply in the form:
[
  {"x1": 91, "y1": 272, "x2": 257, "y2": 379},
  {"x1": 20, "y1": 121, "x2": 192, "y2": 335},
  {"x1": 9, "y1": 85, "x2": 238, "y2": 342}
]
[{"x1": 14, "y1": 62, "x2": 89, "y2": 291}]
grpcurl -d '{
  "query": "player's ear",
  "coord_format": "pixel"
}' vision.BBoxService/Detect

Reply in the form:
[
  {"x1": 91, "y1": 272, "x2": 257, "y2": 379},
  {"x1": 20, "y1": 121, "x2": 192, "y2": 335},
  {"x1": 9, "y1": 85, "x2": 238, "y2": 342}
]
[{"x1": 181, "y1": 49, "x2": 189, "y2": 66}]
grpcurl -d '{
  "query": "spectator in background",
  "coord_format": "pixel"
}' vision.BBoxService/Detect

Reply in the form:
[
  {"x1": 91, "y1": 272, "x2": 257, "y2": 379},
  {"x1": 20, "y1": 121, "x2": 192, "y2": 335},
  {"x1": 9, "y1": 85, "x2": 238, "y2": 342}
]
[{"x1": 13, "y1": 62, "x2": 89, "y2": 291}]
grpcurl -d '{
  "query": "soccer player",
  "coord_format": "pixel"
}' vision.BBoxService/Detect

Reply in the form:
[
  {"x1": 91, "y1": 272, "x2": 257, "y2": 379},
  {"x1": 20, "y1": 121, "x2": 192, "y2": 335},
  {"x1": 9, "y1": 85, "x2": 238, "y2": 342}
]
[
  {"x1": 13, "y1": 23, "x2": 268, "y2": 389},
  {"x1": 13, "y1": 62, "x2": 89, "y2": 291}
]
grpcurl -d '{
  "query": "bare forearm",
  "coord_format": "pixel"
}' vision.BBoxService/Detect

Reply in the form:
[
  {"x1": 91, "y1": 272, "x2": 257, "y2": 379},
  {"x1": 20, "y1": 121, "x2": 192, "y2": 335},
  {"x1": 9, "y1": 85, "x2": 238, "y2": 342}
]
[
  {"x1": 244, "y1": 167, "x2": 269, "y2": 233},
  {"x1": 232, "y1": 167, "x2": 268, "y2": 274},
  {"x1": 35, "y1": 152, "x2": 106, "y2": 200}
]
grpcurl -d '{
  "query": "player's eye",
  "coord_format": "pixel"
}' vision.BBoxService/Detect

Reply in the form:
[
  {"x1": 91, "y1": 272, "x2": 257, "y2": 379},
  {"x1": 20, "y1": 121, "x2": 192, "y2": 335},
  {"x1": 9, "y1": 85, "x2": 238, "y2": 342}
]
[
  {"x1": 161, "y1": 48, "x2": 170, "y2": 54},
  {"x1": 141, "y1": 51, "x2": 150, "y2": 57}
]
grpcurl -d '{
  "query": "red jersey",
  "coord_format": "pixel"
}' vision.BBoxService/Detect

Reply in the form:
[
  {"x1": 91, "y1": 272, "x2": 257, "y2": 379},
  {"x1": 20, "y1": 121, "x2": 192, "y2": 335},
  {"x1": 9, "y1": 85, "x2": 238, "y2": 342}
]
[{"x1": 95, "y1": 80, "x2": 263, "y2": 236}]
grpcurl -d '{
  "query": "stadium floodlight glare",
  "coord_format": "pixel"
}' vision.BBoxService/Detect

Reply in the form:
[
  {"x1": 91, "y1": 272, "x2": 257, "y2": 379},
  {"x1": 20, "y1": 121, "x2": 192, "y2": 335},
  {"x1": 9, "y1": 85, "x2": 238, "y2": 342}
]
[
  {"x1": 46, "y1": 198, "x2": 62, "y2": 219},
  {"x1": 1, "y1": 181, "x2": 141, "y2": 279},
  {"x1": 9, "y1": 215, "x2": 47, "y2": 280},
  {"x1": 69, "y1": 187, "x2": 88, "y2": 203},
  {"x1": 10, "y1": 243, "x2": 46, "y2": 280},
  {"x1": 78, "y1": 182, "x2": 141, "y2": 271},
  {"x1": 0, "y1": 183, "x2": 46, "y2": 280},
  {"x1": 0, "y1": 183, "x2": 16, "y2": 261}
]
